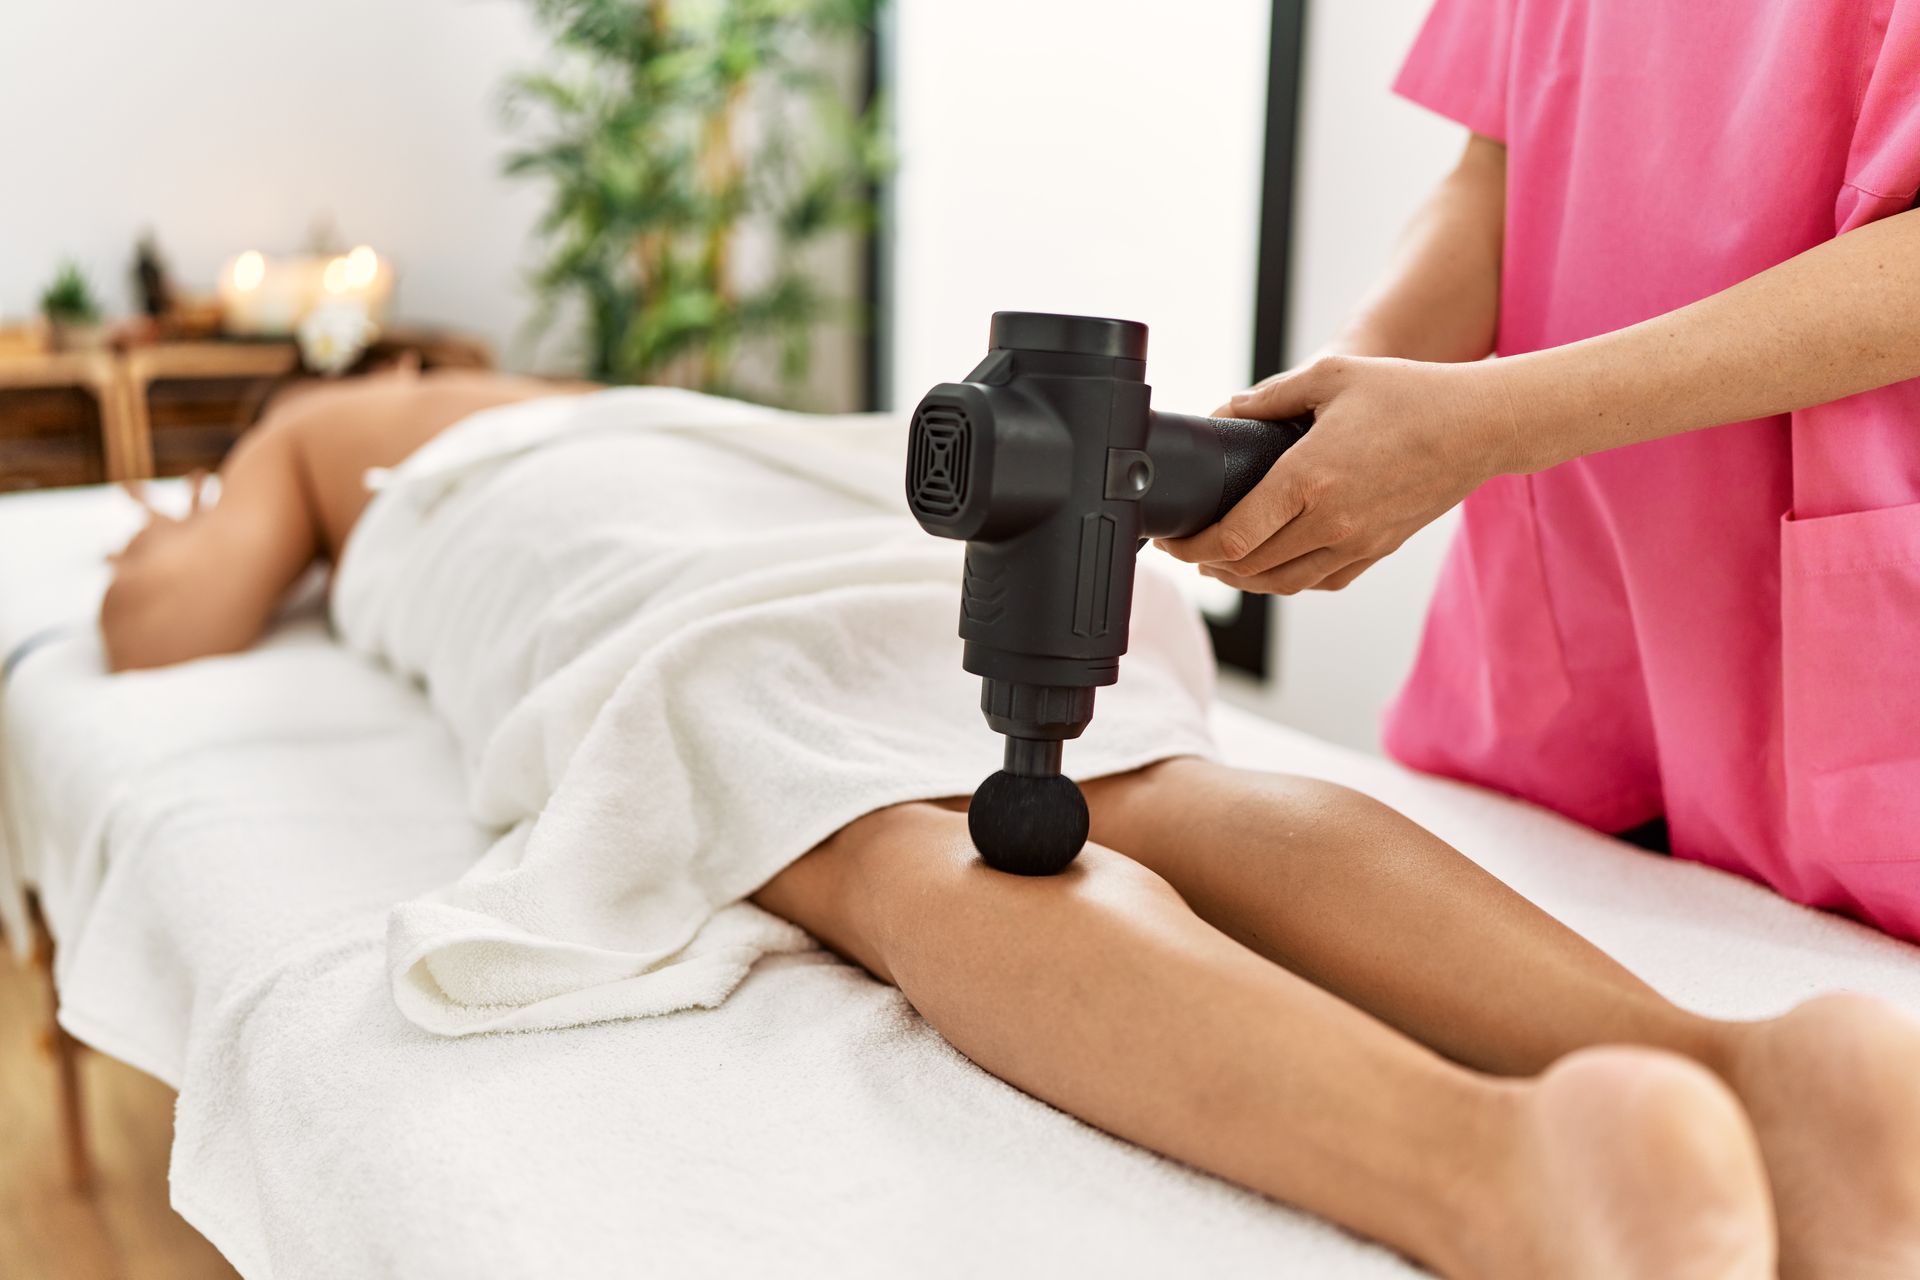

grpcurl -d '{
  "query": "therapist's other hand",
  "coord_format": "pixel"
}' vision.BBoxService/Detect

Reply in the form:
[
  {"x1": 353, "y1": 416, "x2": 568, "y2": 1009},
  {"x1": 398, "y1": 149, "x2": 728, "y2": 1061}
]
[{"x1": 1158, "y1": 356, "x2": 1516, "y2": 594}]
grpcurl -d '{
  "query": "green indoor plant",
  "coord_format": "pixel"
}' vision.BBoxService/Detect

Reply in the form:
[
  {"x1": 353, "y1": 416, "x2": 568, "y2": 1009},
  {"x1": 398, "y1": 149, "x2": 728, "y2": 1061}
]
[
  {"x1": 40, "y1": 260, "x2": 105, "y2": 351},
  {"x1": 505, "y1": 0, "x2": 887, "y2": 400}
]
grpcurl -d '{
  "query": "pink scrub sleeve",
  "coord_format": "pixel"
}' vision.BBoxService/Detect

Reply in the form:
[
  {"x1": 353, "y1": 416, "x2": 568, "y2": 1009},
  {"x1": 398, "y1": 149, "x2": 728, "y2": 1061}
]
[
  {"x1": 1837, "y1": 1, "x2": 1920, "y2": 226},
  {"x1": 1392, "y1": 0, "x2": 1514, "y2": 143}
]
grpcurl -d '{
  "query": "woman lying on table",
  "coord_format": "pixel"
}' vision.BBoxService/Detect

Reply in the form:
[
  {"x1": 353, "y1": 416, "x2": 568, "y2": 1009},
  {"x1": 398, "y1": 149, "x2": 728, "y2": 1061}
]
[{"x1": 101, "y1": 368, "x2": 1920, "y2": 1280}]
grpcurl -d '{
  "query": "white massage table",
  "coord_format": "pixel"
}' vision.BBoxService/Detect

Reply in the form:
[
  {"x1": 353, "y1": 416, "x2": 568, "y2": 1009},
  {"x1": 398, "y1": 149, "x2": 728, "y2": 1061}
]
[{"x1": 5, "y1": 480, "x2": 1920, "y2": 1280}]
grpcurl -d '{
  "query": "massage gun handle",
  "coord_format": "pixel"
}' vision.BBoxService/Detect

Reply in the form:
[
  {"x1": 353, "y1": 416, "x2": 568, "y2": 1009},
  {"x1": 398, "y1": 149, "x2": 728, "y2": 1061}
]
[{"x1": 1212, "y1": 416, "x2": 1313, "y2": 523}]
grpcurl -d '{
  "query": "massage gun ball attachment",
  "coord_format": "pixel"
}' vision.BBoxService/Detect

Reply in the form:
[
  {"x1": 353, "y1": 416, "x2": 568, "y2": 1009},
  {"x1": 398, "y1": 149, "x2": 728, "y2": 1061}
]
[{"x1": 906, "y1": 312, "x2": 1310, "y2": 876}]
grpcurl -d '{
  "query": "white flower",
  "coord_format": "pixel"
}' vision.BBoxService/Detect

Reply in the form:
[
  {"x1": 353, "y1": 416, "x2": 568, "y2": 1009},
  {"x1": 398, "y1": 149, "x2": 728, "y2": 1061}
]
[{"x1": 298, "y1": 301, "x2": 378, "y2": 375}]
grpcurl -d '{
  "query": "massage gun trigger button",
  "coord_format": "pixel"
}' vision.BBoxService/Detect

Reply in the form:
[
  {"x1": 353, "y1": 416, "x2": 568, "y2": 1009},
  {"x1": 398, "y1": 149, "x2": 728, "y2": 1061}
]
[{"x1": 1103, "y1": 449, "x2": 1154, "y2": 501}]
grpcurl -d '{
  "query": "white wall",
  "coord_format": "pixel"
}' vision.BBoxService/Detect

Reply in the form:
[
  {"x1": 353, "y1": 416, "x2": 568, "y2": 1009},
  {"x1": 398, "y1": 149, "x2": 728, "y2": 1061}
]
[
  {"x1": 1, "y1": 0, "x2": 543, "y2": 368},
  {"x1": 887, "y1": 0, "x2": 1272, "y2": 419},
  {"x1": 1237, "y1": 0, "x2": 1469, "y2": 751}
]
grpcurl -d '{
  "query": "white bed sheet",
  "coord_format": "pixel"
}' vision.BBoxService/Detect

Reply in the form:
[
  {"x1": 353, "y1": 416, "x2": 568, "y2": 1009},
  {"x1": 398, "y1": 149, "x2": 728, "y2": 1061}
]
[{"x1": 5, "y1": 481, "x2": 1920, "y2": 1280}]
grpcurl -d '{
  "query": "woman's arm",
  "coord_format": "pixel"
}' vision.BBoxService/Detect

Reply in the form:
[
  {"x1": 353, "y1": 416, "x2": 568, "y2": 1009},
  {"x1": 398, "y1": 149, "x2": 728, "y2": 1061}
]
[
  {"x1": 1309, "y1": 132, "x2": 1508, "y2": 367},
  {"x1": 1491, "y1": 205, "x2": 1920, "y2": 472},
  {"x1": 100, "y1": 426, "x2": 319, "y2": 672},
  {"x1": 1217, "y1": 132, "x2": 1506, "y2": 423},
  {"x1": 1166, "y1": 204, "x2": 1920, "y2": 593}
]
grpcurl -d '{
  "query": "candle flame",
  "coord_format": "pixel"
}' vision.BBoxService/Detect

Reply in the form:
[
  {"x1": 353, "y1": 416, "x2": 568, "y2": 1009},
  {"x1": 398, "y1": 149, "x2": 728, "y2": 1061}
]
[
  {"x1": 345, "y1": 245, "x2": 380, "y2": 289},
  {"x1": 322, "y1": 256, "x2": 352, "y2": 294},
  {"x1": 232, "y1": 250, "x2": 266, "y2": 292}
]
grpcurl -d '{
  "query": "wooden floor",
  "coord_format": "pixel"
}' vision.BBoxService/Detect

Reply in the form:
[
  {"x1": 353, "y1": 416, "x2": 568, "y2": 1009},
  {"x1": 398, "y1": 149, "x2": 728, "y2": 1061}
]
[{"x1": 0, "y1": 945, "x2": 240, "y2": 1279}]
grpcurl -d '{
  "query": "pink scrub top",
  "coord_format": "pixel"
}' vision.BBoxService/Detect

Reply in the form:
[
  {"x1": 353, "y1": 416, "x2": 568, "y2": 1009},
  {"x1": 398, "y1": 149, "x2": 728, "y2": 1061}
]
[{"x1": 1386, "y1": 0, "x2": 1920, "y2": 939}]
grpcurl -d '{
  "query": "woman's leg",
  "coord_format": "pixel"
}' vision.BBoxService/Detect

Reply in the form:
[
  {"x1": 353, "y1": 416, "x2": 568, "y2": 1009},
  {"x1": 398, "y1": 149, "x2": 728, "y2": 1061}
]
[
  {"x1": 754, "y1": 802, "x2": 1772, "y2": 1280},
  {"x1": 1081, "y1": 758, "x2": 1920, "y2": 1279},
  {"x1": 1079, "y1": 758, "x2": 1716, "y2": 1075}
]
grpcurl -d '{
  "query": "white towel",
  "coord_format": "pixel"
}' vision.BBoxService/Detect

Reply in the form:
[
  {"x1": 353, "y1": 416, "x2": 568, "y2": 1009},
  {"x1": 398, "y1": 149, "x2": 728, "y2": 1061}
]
[{"x1": 333, "y1": 388, "x2": 1218, "y2": 1035}]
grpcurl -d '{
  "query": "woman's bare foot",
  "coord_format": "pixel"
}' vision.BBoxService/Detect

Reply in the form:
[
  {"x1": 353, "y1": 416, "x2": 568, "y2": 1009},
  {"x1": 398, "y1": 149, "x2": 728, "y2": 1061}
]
[
  {"x1": 1728, "y1": 993, "x2": 1920, "y2": 1279},
  {"x1": 1454, "y1": 1049, "x2": 1774, "y2": 1280}
]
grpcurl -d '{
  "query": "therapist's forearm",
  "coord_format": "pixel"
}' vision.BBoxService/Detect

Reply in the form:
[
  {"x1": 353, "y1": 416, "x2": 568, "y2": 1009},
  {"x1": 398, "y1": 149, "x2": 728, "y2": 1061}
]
[
  {"x1": 1492, "y1": 206, "x2": 1920, "y2": 473},
  {"x1": 1320, "y1": 134, "x2": 1507, "y2": 365}
]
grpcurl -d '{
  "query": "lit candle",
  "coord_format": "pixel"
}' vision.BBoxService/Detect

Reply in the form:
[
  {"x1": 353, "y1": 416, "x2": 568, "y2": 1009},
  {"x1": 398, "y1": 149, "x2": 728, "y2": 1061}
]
[
  {"x1": 219, "y1": 250, "x2": 316, "y2": 337},
  {"x1": 318, "y1": 245, "x2": 394, "y2": 324},
  {"x1": 218, "y1": 246, "x2": 393, "y2": 337}
]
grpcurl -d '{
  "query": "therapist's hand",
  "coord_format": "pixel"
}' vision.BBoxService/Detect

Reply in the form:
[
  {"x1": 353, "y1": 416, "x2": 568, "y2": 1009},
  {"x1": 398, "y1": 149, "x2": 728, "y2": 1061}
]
[{"x1": 1157, "y1": 355, "x2": 1519, "y2": 594}]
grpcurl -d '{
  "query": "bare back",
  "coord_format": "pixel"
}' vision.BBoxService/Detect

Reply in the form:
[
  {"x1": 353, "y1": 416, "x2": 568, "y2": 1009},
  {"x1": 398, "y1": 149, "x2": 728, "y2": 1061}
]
[{"x1": 288, "y1": 370, "x2": 586, "y2": 558}]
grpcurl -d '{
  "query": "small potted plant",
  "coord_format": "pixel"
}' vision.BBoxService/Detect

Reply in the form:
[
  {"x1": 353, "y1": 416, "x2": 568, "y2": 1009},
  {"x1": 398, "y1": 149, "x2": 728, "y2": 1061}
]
[{"x1": 40, "y1": 260, "x2": 105, "y2": 352}]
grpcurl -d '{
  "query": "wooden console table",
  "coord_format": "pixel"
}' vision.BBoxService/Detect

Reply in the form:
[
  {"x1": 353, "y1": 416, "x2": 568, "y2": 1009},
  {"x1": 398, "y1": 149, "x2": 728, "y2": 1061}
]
[
  {"x1": 0, "y1": 331, "x2": 490, "y2": 488},
  {"x1": 115, "y1": 342, "x2": 300, "y2": 480},
  {"x1": 0, "y1": 343, "x2": 294, "y2": 485},
  {"x1": 0, "y1": 349, "x2": 128, "y2": 486}
]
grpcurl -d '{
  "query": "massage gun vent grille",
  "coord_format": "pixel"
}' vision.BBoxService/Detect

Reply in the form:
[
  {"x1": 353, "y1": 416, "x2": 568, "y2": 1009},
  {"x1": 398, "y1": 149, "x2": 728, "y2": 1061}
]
[{"x1": 909, "y1": 405, "x2": 972, "y2": 520}]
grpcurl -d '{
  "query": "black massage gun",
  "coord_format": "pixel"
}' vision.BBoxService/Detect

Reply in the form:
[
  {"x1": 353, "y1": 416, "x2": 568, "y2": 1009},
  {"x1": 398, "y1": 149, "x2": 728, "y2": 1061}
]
[{"x1": 906, "y1": 311, "x2": 1310, "y2": 876}]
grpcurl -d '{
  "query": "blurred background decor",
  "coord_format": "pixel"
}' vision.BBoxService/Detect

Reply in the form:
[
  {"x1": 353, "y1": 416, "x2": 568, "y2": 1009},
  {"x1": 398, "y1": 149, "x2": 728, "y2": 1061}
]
[
  {"x1": 218, "y1": 241, "x2": 394, "y2": 340},
  {"x1": 0, "y1": 222, "x2": 484, "y2": 491},
  {"x1": 505, "y1": 0, "x2": 886, "y2": 397},
  {"x1": 38, "y1": 263, "x2": 104, "y2": 353}
]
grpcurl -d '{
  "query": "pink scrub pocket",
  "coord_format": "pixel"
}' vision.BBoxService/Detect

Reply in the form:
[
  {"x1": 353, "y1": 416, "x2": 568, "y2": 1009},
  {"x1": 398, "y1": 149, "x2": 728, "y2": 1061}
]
[
  {"x1": 1781, "y1": 502, "x2": 1920, "y2": 934},
  {"x1": 1457, "y1": 475, "x2": 1575, "y2": 737}
]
